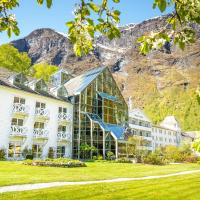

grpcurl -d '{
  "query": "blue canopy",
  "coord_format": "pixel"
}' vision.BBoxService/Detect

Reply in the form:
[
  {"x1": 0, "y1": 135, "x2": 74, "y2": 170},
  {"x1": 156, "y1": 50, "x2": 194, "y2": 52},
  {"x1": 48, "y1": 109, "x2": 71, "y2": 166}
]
[
  {"x1": 97, "y1": 92, "x2": 119, "y2": 102},
  {"x1": 86, "y1": 113, "x2": 125, "y2": 140}
]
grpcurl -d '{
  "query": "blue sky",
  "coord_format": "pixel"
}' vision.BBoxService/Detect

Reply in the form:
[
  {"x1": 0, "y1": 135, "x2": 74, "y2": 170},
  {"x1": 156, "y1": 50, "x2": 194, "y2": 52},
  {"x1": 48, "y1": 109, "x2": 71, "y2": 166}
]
[{"x1": 0, "y1": 0, "x2": 173, "y2": 44}]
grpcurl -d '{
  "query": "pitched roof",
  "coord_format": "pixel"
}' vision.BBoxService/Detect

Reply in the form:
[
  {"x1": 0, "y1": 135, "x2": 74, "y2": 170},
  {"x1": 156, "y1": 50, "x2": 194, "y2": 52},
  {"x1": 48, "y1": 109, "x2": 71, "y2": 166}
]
[
  {"x1": 129, "y1": 108, "x2": 151, "y2": 122},
  {"x1": 160, "y1": 116, "x2": 181, "y2": 131},
  {"x1": 0, "y1": 67, "x2": 70, "y2": 102},
  {"x1": 64, "y1": 66, "x2": 106, "y2": 96}
]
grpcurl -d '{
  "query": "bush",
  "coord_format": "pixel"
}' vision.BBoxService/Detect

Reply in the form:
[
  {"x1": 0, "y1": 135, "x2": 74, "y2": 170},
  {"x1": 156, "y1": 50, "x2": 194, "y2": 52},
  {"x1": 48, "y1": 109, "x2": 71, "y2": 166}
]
[
  {"x1": 155, "y1": 145, "x2": 197, "y2": 163},
  {"x1": 26, "y1": 154, "x2": 33, "y2": 160},
  {"x1": 92, "y1": 156, "x2": 97, "y2": 160},
  {"x1": 0, "y1": 149, "x2": 6, "y2": 160},
  {"x1": 143, "y1": 153, "x2": 167, "y2": 165},
  {"x1": 116, "y1": 157, "x2": 132, "y2": 163},
  {"x1": 106, "y1": 151, "x2": 115, "y2": 160},
  {"x1": 23, "y1": 158, "x2": 86, "y2": 168},
  {"x1": 22, "y1": 148, "x2": 33, "y2": 160},
  {"x1": 184, "y1": 155, "x2": 200, "y2": 163},
  {"x1": 97, "y1": 155, "x2": 103, "y2": 160}
]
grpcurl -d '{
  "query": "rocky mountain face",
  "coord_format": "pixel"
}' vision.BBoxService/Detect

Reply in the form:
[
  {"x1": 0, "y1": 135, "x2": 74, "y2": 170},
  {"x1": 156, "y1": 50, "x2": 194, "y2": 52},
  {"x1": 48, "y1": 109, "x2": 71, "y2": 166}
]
[{"x1": 11, "y1": 15, "x2": 200, "y2": 131}]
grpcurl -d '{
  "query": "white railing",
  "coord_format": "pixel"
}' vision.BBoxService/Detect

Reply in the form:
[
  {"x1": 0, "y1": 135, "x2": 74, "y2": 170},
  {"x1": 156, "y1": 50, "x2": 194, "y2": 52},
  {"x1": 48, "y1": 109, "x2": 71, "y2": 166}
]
[
  {"x1": 57, "y1": 131, "x2": 71, "y2": 141},
  {"x1": 35, "y1": 108, "x2": 49, "y2": 118},
  {"x1": 58, "y1": 112, "x2": 72, "y2": 122},
  {"x1": 10, "y1": 125, "x2": 27, "y2": 137},
  {"x1": 33, "y1": 128, "x2": 49, "y2": 138},
  {"x1": 13, "y1": 103, "x2": 29, "y2": 114}
]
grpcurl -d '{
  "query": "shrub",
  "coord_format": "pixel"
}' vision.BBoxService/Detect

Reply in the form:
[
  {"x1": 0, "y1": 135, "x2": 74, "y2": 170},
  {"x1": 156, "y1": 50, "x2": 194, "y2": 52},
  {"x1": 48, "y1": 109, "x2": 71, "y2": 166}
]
[
  {"x1": 92, "y1": 156, "x2": 97, "y2": 160},
  {"x1": 26, "y1": 154, "x2": 33, "y2": 160},
  {"x1": 97, "y1": 155, "x2": 103, "y2": 160},
  {"x1": 116, "y1": 157, "x2": 132, "y2": 163},
  {"x1": 184, "y1": 155, "x2": 200, "y2": 163},
  {"x1": 23, "y1": 158, "x2": 86, "y2": 168},
  {"x1": 143, "y1": 153, "x2": 167, "y2": 165},
  {"x1": 106, "y1": 151, "x2": 115, "y2": 160},
  {"x1": 22, "y1": 148, "x2": 33, "y2": 160},
  {"x1": 0, "y1": 149, "x2": 6, "y2": 160}
]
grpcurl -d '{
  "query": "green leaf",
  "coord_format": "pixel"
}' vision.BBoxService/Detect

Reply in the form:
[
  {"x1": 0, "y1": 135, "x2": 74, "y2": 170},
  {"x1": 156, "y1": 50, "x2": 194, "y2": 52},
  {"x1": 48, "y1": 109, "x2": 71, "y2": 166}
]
[
  {"x1": 7, "y1": 27, "x2": 11, "y2": 38},
  {"x1": 87, "y1": 25, "x2": 95, "y2": 38},
  {"x1": 88, "y1": 2, "x2": 100, "y2": 12},
  {"x1": 157, "y1": 0, "x2": 167, "y2": 12},
  {"x1": 66, "y1": 21, "x2": 74, "y2": 28},
  {"x1": 98, "y1": 18, "x2": 104, "y2": 23},
  {"x1": 113, "y1": 10, "x2": 121, "y2": 16},
  {"x1": 86, "y1": 18, "x2": 94, "y2": 26},
  {"x1": 46, "y1": 0, "x2": 52, "y2": 8},
  {"x1": 112, "y1": 0, "x2": 120, "y2": 3},
  {"x1": 37, "y1": 0, "x2": 44, "y2": 5}
]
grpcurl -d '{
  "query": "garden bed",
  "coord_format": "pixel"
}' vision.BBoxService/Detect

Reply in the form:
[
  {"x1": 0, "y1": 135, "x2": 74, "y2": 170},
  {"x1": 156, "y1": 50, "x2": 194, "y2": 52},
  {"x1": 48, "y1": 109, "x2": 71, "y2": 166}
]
[{"x1": 23, "y1": 158, "x2": 86, "y2": 168}]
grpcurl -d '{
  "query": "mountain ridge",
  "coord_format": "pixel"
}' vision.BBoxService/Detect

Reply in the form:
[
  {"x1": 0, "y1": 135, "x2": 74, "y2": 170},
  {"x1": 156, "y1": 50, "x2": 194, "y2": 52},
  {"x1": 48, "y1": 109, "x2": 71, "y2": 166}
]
[{"x1": 10, "y1": 15, "x2": 200, "y2": 131}]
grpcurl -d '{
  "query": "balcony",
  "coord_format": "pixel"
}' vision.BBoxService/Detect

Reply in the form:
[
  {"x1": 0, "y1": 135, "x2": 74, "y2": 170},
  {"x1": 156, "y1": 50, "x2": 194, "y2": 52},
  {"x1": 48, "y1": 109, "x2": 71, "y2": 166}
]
[
  {"x1": 33, "y1": 128, "x2": 49, "y2": 139},
  {"x1": 10, "y1": 125, "x2": 27, "y2": 137},
  {"x1": 58, "y1": 112, "x2": 72, "y2": 125},
  {"x1": 12, "y1": 103, "x2": 29, "y2": 117},
  {"x1": 35, "y1": 108, "x2": 49, "y2": 121},
  {"x1": 57, "y1": 131, "x2": 71, "y2": 141}
]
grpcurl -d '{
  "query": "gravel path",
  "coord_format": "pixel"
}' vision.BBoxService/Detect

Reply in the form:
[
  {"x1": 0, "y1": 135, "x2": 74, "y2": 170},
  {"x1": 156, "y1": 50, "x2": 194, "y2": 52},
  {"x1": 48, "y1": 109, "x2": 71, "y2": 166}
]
[{"x1": 1, "y1": 170, "x2": 200, "y2": 193}]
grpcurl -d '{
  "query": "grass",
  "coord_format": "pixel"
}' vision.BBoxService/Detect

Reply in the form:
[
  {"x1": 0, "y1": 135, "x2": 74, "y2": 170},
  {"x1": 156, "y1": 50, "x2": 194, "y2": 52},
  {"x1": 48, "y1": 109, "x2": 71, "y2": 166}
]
[
  {"x1": 1, "y1": 173, "x2": 200, "y2": 200},
  {"x1": 0, "y1": 161, "x2": 199, "y2": 186}
]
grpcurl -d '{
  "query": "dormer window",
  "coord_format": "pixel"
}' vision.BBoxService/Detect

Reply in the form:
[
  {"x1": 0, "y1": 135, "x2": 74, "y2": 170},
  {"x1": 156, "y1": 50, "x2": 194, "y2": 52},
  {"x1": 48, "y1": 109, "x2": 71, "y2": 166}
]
[
  {"x1": 35, "y1": 80, "x2": 48, "y2": 92},
  {"x1": 50, "y1": 69, "x2": 72, "y2": 86},
  {"x1": 57, "y1": 86, "x2": 68, "y2": 97},
  {"x1": 11, "y1": 73, "x2": 28, "y2": 86}
]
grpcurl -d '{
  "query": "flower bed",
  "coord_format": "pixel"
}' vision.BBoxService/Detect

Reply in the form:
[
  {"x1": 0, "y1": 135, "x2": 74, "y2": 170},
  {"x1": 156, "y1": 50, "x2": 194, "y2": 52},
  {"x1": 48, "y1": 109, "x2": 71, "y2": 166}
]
[{"x1": 23, "y1": 158, "x2": 86, "y2": 168}]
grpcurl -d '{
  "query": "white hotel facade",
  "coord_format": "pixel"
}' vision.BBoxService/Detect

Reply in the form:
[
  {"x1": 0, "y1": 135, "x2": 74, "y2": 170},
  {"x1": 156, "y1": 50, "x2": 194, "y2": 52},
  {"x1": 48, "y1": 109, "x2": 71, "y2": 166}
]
[
  {"x1": 128, "y1": 105, "x2": 182, "y2": 151},
  {"x1": 128, "y1": 108, "x2": 153, "y2": 151},
  {"x1": 0, "y1": 69, "x2": 73, "y2": 160},
  {"x1": 0, "y1": 67, "x2": 183, "y2": 160}
]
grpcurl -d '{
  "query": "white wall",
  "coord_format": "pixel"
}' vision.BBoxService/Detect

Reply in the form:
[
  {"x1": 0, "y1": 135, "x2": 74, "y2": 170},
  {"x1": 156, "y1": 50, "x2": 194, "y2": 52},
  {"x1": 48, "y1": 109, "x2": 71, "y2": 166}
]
[
  {"x1": 152, "y1": 126, "x2": 181, "y2": 151},
  {"x1": 0, "y1": 85, "x2": 73, "y2": 159}
]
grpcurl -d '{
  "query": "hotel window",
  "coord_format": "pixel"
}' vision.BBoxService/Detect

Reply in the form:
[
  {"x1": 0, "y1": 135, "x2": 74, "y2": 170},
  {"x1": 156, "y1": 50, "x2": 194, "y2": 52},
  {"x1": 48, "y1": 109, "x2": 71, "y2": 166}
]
[
  {"x1": 59, "y1": 107, "x2": 67, "y2": 113},
  {"x1": 57, "y1": 146, "x2": 65, "y2": 158},
  {"x1": 36, "y1": 102, "x2": 46, "y2": 109},
  {"x1": 8, "y1": 143, "x2": 22, "y2": 158},
  {"x1": 35, "y1": 80, "x2": 48, "y2": 91},
  {"x1": 58, "y1": 125, "x2": 66, "y2": 132},
  {"x1": 14, "y1": 97, "x2": 25, "y2": 104},
  {"x1": 32, "y1": 144, "x2": 43, "y2": 158},
  {"x1": 34, "y1": 122, "x2": 44, "y2": 129},
  {"x1": 11, "y1": 118, "x2": 23, "y2": 126}
]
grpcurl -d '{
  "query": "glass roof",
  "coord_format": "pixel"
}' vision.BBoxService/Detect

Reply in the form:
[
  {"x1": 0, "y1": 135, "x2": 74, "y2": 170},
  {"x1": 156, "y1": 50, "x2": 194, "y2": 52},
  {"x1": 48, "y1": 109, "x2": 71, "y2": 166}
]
[{"x1": 86, "y1": 113, "x2": 125, "y2": 140}]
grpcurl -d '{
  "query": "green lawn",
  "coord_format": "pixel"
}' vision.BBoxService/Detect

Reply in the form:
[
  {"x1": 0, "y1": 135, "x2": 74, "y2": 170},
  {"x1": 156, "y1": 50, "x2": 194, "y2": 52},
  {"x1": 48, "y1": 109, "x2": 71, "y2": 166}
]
[
  {"x1": 0, "y1": 161, "x2": 199, "y2": 186},
  {"x1": 1, "y1": 173, "x2": 200, "y2": 200}
]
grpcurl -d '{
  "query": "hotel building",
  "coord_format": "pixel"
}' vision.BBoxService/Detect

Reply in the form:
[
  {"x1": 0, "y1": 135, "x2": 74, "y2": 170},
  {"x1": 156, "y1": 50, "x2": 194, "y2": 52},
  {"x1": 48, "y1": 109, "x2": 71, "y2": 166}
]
[{"x1": 0, "y1": 68, "x2": 73, "y2": 160}]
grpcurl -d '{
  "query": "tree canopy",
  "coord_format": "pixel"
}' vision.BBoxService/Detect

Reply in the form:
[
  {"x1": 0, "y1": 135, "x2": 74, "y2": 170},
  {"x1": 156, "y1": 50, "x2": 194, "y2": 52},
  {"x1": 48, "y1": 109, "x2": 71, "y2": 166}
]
[
  {"x1": 0, "y1": 44, "x2": 31, "y2": 73},
  {"x1": 0, "y1": 44, "x2": 58, "y2": 81},
  {"x1": 0, "y1": 0, "x2": 200, "y2": 56},
  {"x1": 31, "y1": 63, "x2": 59, "y2": 82}
]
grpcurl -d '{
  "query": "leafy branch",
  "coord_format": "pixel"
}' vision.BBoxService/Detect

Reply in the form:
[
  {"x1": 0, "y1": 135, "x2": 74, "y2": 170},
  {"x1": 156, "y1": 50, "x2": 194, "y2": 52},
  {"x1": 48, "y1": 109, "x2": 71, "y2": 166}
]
[{"x1": 0, "y1": 0, "x2": 199, "y2": 56}]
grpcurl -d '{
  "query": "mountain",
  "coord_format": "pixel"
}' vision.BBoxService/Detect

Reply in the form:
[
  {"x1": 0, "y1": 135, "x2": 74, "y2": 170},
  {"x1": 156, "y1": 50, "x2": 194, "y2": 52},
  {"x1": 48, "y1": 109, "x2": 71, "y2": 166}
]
[{"x1": 11, "y1": 15, "x2": 200, "y2": 131}]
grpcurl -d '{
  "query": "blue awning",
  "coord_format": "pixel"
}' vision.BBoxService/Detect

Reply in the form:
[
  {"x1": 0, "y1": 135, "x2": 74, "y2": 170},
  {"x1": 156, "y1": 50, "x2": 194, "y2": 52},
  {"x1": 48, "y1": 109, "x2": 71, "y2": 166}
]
[
  {"x1": 97, "y1": 92, "x2": 119, "y2": 102},
  {"x1": 86, "y1": 113, "x2": 125, "y2": 140}
]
